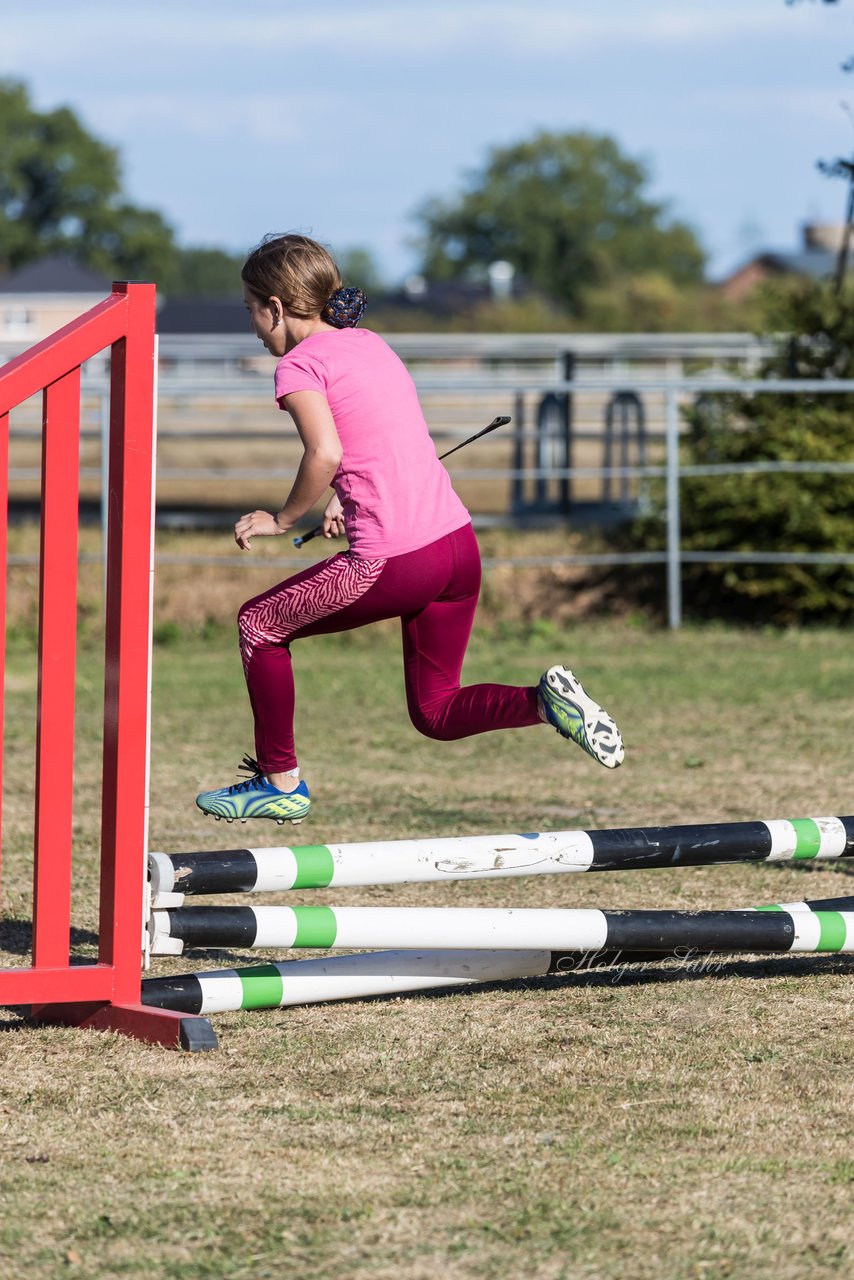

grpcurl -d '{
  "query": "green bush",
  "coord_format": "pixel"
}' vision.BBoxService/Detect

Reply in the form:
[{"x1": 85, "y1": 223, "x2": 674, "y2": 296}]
[{"x1": 631, "y1": 280, "x2": 854, "y2": 625}]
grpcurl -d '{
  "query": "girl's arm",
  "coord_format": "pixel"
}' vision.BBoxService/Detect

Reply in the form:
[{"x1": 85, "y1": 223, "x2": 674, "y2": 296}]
[{"x1": 234, "y1": 391, "x2": 343, "y2": 550}]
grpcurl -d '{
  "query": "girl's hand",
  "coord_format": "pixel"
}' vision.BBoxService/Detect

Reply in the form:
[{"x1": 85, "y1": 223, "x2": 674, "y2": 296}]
[
  {"x1": 234, "y1": 510, "x2": 290, "y2": 550},
  {"x1": 322, "y1": 493, "x2": 345, "y2": 539}
]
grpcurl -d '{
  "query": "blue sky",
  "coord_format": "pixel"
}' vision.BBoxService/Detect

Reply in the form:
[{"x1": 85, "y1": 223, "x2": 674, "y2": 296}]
[{"x1": 3, "y1": 0, "x2": 853, "y2": 283}]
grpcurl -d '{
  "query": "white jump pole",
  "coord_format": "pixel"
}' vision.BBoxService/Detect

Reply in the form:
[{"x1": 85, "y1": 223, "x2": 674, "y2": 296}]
[
  {"x1": 148, "y1": 815, "x2": 854, "y2": 907},
  {"x1": 142, "y1": 948, "x2": 554, "y2": 1014},
  {"x1": 149, "y1": 901, "x2": 854, "y2": 957}
]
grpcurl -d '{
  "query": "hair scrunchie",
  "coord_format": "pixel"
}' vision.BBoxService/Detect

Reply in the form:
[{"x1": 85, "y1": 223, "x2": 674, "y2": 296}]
[{"x1": 322, "y1": 286, "x2": 367, "y2": 328}]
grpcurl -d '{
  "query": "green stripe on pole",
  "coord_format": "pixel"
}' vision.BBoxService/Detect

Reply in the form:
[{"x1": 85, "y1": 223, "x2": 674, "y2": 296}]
[
  {"x1": 791, "y1": 818, "x2": 822, "y2": 860},
  {"x1": 754, "y1": 904, "x2": 784, "y2": 912},
  {"x1": 239, "y1": 964, "x2": 284, "y2": 1010},
  {"x1": 815, "y1": 912, "x2": 847, "y2": 952},
  {"x1": 292, "y1": 845, "x2": 335, "y2": 889},
  {"x1": 293, "y1": 906, "x2": 338, "y2": 948}
]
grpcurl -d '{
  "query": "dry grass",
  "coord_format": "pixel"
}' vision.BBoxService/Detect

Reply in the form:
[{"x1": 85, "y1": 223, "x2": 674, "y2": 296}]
[
  {"x1": 5, "y1": 521, "x2": 638, "y2": 642},
  {"x1": 1, "y1": 577, "x2": 853, "y2": 1278}
]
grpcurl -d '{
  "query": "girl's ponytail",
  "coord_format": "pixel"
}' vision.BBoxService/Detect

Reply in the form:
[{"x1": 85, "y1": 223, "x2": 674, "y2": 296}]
[{"x1": 321, "y1": 287, "x2": 367, "y2": 328}]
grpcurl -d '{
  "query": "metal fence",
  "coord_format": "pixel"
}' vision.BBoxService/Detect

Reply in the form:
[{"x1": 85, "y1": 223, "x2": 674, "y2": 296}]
[{"x1": 6, "y1": 372, "x2": 854, "y2": 628}]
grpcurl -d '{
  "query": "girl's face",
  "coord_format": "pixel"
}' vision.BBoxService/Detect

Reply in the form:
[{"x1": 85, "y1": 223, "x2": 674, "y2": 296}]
[{"x1": 242, "y1": 283, "x2": 287, "y2": 357}]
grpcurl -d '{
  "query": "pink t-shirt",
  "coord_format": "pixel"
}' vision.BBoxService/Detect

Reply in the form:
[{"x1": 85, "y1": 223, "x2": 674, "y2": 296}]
[{"x1": 273, "y1": 328, "x2": 470, "y2": 558}]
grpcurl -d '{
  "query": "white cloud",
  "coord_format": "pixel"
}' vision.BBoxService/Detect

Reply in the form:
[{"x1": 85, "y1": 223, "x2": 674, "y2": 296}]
[
  {"x1": 86, "y1": 89, "x2": 320, "y2": 146},
  {"x1": 626, "y1": 5, "x2": 826, "y2": 45},
  {"x1": 0, "y1": 0, "x2": 836, "y2": 70},
  {"x1": 463, "y1": 4, "x2": 828, "y2": 56},
  {"x1": 693, "y1": 85, "x2": 854, "y2": 128}
]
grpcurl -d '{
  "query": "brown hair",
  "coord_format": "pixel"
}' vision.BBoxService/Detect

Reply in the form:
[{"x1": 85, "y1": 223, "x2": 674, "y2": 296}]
[{"x1": 241, "y1": 233, "x2": 342, "y2": 319}]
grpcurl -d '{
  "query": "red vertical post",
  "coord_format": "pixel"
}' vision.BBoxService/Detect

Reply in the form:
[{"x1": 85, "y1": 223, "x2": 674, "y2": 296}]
[
  {"x1": 98, "y1": 283, "x2": 156, "y2": 1001},
  {"x1": 0, "y1": 410, "x2": 7, "y2": 882},
  {"x1": 32, "y1": 369, "x2": 81, "y2": 968}
]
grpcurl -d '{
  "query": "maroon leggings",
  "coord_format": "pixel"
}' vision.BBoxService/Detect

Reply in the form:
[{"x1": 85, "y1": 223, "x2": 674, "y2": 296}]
[{"x1": 237, "y1": 522, "x2": 540, "y2": 773}]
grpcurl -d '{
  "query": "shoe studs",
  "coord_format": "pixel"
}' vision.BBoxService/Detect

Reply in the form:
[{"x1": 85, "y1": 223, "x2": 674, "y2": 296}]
[{"x1": 203, "y1": 805, "x2": 307, "y2": 825}]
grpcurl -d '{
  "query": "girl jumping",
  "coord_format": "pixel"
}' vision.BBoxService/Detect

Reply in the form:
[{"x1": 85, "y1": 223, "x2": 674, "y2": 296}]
[{"x1": 195, "y1": 234, "x2": 624, "y2": 825}]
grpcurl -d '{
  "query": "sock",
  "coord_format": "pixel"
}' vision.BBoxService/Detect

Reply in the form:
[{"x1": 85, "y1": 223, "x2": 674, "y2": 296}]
[{"x1": 266, "y1": 766, "x2": 300, "y2": 791}]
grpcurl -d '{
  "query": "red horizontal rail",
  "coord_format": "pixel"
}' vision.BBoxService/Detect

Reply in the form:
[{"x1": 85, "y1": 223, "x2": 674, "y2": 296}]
[
  {"x1": 0, "y1": 964, "x2": 116, "y2": 1005},
  {"x1": 0, "y1": 290, "x2": 129, "y2": 415}
]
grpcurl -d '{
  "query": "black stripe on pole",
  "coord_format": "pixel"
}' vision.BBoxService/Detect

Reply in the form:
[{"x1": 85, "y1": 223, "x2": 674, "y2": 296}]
[
  {"x1": 843, "y1": 817, "x2": 854, "y2": 848},
  {"x1": 799, "y1": 896, "x2": 854, "y2": 912},
  {"x1": 587, "y1": 822, "x2": 775, "y2": 870},
  {"x1": 164, "y1": 907, "x2": 260, "y2": 949},
  {"x1": 550, "y1": 903, "x2": 852, "y2": 971},
  {"x1": 142, "y1": 974, "x2": 205, "y2": 1014},
  {"x1": 166, "y1": 849, "x2": 259, "y2": 895},
  {"x1": 602, "y1": 909, "x2": 796, "y2": 953}
]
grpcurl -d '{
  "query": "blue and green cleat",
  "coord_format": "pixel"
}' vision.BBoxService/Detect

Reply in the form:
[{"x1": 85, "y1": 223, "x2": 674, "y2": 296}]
[
  {"x1": 195, "y1": 755, "x2": 310, "y2": 825},
  {"x1": 537, "y1": 665, "x2": 625, "y2": 769}
]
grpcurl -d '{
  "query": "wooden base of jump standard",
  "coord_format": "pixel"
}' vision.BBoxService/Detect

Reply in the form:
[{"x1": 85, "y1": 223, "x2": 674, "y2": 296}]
[{"x1": 30, "y1": 1000, "x2": 218, "y2": 1051}]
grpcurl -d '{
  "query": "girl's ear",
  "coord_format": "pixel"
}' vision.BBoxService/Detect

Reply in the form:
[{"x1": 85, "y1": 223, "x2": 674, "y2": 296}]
[{"x1": 269, "y1": 296, "x2": 284, "y2": 328}]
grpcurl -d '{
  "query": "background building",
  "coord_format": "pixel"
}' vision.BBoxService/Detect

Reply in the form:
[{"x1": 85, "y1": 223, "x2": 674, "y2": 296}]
[
  {"x1": 0, "y1": 256, "x2": 111, "y2": 347},
  {"x1": 719, "y1": 222, "x2": 844, "y2": 302}
]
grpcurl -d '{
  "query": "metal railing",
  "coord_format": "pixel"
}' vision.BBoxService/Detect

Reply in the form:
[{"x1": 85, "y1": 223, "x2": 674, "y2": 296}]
[{"x1": 5, "y1": 374, "x2": 853, "y2": 629}]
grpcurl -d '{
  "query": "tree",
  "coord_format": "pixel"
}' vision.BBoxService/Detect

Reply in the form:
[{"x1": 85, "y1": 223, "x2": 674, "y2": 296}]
[
  {"x1": 0, "y1": 78, "x2": 177, "y2": 287},
  {"x1": 337, "y1": 246, "x2": 386, "y2": 295},
  {"x1": 786, "y1": 0, "x2": 853, "y2": 288},
  {"x1": 169, "y1": 247, "x2": 247, "y2": 297},
  {"x1": 628, "y1": 279, "x2": 854, "y2": 624},
  {"x1": 414, "y1": 130, "x2": 705, "y2": 315}
]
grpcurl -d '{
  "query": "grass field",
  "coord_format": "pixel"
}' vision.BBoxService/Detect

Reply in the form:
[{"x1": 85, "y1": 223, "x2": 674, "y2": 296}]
[{"x1": 1, "y1": 588, "x2": 853, "y2": 1277}]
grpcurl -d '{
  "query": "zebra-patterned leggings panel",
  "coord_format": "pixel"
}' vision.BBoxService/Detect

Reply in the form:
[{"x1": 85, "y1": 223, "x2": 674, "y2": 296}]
[{"x1": 237, "y1": 522, "x2": 541, "y2": 774}]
